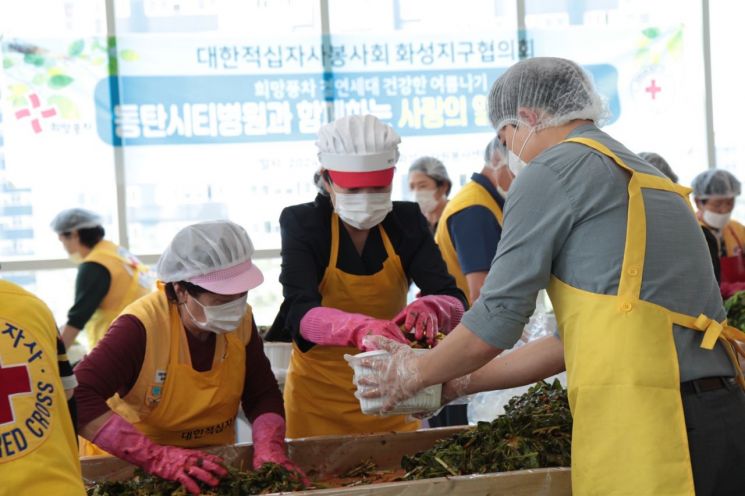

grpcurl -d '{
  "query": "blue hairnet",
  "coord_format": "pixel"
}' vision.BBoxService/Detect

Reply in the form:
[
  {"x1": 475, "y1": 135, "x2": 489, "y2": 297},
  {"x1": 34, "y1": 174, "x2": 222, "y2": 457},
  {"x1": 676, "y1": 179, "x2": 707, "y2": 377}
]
[{"x1": 692, "y1": 169, "x2": 741, "y2": 199}]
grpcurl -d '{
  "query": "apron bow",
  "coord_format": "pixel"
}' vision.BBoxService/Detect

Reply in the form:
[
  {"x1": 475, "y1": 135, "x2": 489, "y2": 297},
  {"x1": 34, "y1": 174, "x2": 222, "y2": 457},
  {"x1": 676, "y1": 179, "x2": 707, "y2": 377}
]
[{"x1": 693, "y1": 314, "x2": 724, "y2": 350}]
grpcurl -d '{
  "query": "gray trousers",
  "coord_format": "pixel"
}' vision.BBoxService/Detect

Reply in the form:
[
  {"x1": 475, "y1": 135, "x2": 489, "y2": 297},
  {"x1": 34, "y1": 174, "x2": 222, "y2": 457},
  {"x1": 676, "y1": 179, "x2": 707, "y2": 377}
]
[{"x1": 683, "y1": 379, "x2": 745, "y2": 495}]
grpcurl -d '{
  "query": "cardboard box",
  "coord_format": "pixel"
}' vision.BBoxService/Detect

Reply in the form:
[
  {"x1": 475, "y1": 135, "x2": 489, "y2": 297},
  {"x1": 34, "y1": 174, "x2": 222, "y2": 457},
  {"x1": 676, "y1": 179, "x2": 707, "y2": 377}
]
[{"x1": 82, "y1": 428, "x2": 571, "y2": 495}]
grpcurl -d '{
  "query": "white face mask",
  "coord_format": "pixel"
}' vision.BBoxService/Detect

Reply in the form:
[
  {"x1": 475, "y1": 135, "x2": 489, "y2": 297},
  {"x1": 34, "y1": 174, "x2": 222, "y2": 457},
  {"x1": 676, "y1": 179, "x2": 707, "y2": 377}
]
[
  {"x1": 414, "y1": 188, "x2": 439, "y2": 214},
  {"x1": 334, "y1": 191, "x2": 392, "y2": 230},
  {"x1": 507, "y1": 150, "x2": 527, "y2": 177},
  {"x1": 703, "y1": 210, "x2": 731, "y2": 230},
  {"x1": 184, "y1": 294, "x2": 247, "y2": 334},
  {"x1": 507, "y1": 126, "x2": 535, "y2": 178}
]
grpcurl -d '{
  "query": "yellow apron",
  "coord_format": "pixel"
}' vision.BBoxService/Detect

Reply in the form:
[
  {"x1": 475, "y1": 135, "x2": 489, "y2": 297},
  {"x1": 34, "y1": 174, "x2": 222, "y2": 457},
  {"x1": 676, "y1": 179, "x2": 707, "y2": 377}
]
[
  {"x1": 0, "y1": 280, "x2": 85, "y2": 495},
  {"x1": 718, "y1": 221, "x2": 745, "y2": 284},
  {"x1": 79, "y1": 241, "x2": 152, "y2": 456},
  {"x1": 434, "y1": 180, "x2": 504, "y2": 304},
  {"x1": 548, "y1": 137, "x2": 745, "y2": 495},
  {"x1": 721, "y1": 219, "x2": 745, "y2": 258},
  {"x1": 83, "y1": 240, "x2": 152, "y2": 347},
  {"x1": 284, "y1": 213, "x2": 420, "y2": 438},
  {"x1": 106, "y1": 295, "x2": 246, "y2": 447}
]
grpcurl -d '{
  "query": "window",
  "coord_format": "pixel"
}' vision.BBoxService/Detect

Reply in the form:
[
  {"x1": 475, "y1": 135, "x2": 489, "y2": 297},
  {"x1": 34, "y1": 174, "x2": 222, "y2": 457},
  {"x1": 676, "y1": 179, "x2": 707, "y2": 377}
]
[
  {"x1": 2, "y1": 1, "x2": 115, "y2": 264},
  {"x1": 328, "y1": 0, "x2": 519, "y2": 195},
  {"x1": 524, "y1": 0, "x2": 706, "y2": 185},
  {"x1": 0, "y1": 1, "x2": 738, "y2": 327},
  {"x1": 710, "y1": 0, "x2": 745, "y2": 219}
]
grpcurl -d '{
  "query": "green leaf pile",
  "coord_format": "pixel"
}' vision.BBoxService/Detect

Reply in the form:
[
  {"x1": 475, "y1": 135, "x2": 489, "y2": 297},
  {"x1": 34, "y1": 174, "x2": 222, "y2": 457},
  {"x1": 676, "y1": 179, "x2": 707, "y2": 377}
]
[
  {"x1": 725, "y1": 291, "x2": 745, "y2": 332},
  {"x1": 86, "y1": 463, "x2": 308, "y2": 496},
  {"x1": 401, "y1": 380, "x2": 571, "y2": 479}
]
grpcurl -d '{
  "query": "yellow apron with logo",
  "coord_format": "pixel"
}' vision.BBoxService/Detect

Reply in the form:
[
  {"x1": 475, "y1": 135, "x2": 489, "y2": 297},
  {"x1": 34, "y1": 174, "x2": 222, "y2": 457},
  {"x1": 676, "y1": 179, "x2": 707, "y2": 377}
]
[
  {"x1": 79, "y1": 241, "x2": 152, "y2": 456},
  {"x1": 435, "y1": 180, "x2": 504, "y2": 304},
  {"x1": 83, "y1": 240, "x2": 152, "y2": 347},
  {"x1": 0, "y1": 280, "x2": 85, "y2": 495},
  {"x1": 548, "y1": 137, "x2": 745, "y2": 495},
  {"x1": 106, "y1": 289, "x2": 248, "y2": 447},
  {"x1": 284, "y1": 213, "x2": 420, "y2": 438}
]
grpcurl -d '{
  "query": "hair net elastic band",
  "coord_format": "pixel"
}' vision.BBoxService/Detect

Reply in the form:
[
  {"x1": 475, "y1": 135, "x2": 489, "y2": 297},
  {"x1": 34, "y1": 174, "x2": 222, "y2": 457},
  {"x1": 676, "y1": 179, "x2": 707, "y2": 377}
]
[{"x1": 319, "y1": 150, "x2": 397, "y2": 172}]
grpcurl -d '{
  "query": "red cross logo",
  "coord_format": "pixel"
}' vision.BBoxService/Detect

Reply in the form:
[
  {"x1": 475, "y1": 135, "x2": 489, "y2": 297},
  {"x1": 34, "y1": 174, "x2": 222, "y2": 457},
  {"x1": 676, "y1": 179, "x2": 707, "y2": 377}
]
[
  {"x1": 14, "y1": 93, "x2": 58, "y2": 134},
  {"x1": 645, "y1": 79, "x2": 662, "y2": 100},
  {"x1": 0, "y1": 361, "x2": 32, "y2": 425}
]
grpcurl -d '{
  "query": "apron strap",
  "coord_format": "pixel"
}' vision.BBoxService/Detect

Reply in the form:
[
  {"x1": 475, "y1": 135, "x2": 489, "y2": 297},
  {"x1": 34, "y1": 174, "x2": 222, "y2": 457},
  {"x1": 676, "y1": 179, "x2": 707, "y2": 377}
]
[
  {"x1": 329, "y1": 213, "x2": 341, "y2": 269},
  {"x1": 378, "y1": 224, "x2": 398, "y2": 259},
  {"x1": 669, "y1": 310, "x2": 745, "y2": 389},
  {"x1": 668, "y1": 312, "x2": 727, "y2": 350},
  {"x1": 725, "y1": 224, "x2": 745, "y2": 254},
  {"x1": 472, "y1": 181, "x2": 505, "y2": 225},
  {"x1": 563, "y1": 137, "x2": 648, "y2": 302},
  {"x1": 168, "y1": 304, "x2": 189, "y2": 365},
  {"x1": 562, "y1": 138, "x2": 690, "y2": 196},
  {"x1": 563, "y1": 137, "x2": 693, "y2": 304},
  {"x1": 329, "y1": 212, "x2": 397, "y2": 262}
]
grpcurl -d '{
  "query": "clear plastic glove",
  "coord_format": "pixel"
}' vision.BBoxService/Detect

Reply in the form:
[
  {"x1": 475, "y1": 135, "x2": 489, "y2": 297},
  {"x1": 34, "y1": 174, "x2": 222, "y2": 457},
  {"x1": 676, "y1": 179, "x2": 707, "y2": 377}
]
[
  {"x1": 251, "y1": 413, "x2": 309, "y2": 485},
  {"x1": 92, "y1": 413, "x2": 227, "y2": 495},
  {"x1": 393, "y1": 295, "x2": 464, "y2": 346},
  {"x1": 356, "y1": 335, "x2": 425, "y2": 412},
  {"x1": 410, "y1": 374, "x2": 472, "y2": 419},
  {"x1": 300, "y1": 307, "x2": 408, "y2": 351},
  {"x1": 442, "y1": 374, "x2": 472, "y2": 403}
]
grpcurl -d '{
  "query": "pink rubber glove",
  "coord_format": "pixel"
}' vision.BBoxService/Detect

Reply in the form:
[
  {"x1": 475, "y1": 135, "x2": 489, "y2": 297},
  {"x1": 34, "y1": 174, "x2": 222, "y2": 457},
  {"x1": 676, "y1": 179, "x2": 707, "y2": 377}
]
[
  {"x1": 393, "y1": 295, "x2": 464, "y2": 346},
  {"x1": 300, "y1": 307, "x2": 408, "y2": 351},
  {"x1": 92, "y1": 414, "x2": 227, "y2": 495},
  {"x1": 251, "y1": 413, "x2": 309, "y2": 484}
]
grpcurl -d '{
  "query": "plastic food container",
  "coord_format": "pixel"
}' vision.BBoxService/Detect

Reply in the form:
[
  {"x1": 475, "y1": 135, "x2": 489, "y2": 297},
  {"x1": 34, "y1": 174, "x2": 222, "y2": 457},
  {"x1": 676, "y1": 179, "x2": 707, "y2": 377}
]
[
  {"x1": 345, "y1": 349, "x2": 442, "y2": 416},
  {"x1": 263, "y1": 342, "x2": 293, "y2": 370}
]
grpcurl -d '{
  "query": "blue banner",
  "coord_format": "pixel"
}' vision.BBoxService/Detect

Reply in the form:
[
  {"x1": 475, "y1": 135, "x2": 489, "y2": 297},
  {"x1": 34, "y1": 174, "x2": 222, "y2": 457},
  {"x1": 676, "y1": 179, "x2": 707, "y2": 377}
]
[{"x1": 95, "y1": 65, "x2": 619, "y2": 146}]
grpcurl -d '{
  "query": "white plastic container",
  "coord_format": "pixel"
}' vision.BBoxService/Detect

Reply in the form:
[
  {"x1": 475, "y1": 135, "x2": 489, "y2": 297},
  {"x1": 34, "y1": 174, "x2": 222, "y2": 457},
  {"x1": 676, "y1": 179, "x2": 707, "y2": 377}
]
[
  {"x1": 263, "y1": 342, "x2": 292, "y2": 389},
  {"x1": 345, "y1": 349, "x2": 442, "y2": 416},
  {"x1": 263, "y1": 342, "x2": 293, "y2": 370}
]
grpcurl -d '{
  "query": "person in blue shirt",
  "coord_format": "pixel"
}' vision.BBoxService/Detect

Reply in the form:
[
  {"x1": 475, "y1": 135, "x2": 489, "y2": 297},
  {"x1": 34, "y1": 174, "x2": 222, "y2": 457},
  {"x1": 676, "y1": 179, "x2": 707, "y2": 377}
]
[
  {"x1": 434, "y1": 138, "x2": 514, "y2": 304},
  {"x1": 427, "y1": 138, "x2": 514, "y2": 428}
]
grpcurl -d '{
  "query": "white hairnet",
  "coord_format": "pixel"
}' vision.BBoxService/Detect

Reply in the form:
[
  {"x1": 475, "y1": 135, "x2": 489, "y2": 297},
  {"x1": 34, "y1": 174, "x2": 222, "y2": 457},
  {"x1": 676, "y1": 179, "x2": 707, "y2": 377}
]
[
  {"x1": 409, "y1": 157, "x2": 450, "y2": 184},
  {"x1": 484, "y1": 136, "x2": 507, "y2": 166},
  {"x1": 316, "y1": 114, "x2": 401, "y2": 165},
  {"x1": 488, "y1": 57, "x2": 608, "y2": 132},
  {"x1": 50, "y1": 208, "x2": 103, "y2": 233},
  {"x1": 692, "y1": 169, "x2": 742, "y2": 199},
  {"x1": 639, "y1": 152, "x2": 678, "y2": 183},
  {"x1": 156, "y1": 220, "x2": 256, "y2": 282}
]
